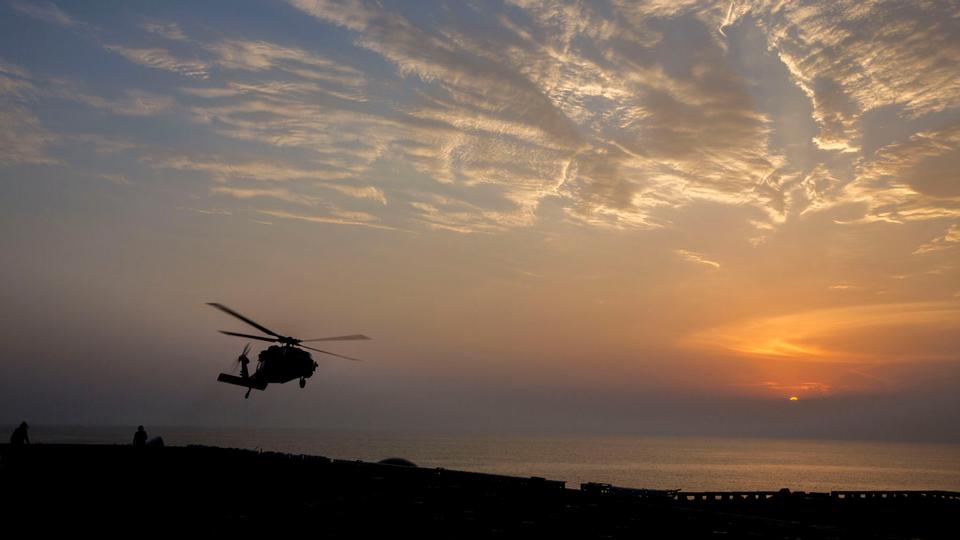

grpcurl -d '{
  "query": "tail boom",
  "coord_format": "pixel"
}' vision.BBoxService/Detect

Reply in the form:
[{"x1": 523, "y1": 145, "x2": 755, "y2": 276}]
[{"x1": 217, "y1": 373, "x2": 267, "y2": 390}]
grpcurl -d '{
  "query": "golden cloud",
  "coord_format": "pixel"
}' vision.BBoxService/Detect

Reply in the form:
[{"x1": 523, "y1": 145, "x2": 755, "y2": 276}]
[{"x1": 686, "y1": 302, "x2": 960, "y2": 363}]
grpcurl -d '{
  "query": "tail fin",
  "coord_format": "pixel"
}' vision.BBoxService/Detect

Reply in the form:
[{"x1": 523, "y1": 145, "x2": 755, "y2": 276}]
[{"x1": 239, "y1": 344, "x2": 251, "y2": 379}]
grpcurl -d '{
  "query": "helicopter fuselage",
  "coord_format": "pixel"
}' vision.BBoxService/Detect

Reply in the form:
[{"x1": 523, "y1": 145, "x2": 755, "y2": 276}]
[
  {"x1": 217, "y1": 345, "x2": 318, "y2": 396},
  {"x1": 254, "y1": 345, "x2": 318, "y2": 384}
]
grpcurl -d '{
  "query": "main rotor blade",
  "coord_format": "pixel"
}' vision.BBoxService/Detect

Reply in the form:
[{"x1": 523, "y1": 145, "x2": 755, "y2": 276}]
[
  {"x1": 208, "y1": 303, "x2": 281, "y2": 338},
  {"x1": 301, "y1": 334, "x2": 371, "y2": 342},
  {"x1": 218, "y1": 330, "x2": 277, "y2": 343},
  {"x1": 301, "y1": 345, "x2": 363, "y2": 362}
]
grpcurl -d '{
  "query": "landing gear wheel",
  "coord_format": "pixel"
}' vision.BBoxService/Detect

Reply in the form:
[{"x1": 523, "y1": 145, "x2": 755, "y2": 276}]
[{"x1": 299, "y1": 377, "x2": 306, "y2": 388}]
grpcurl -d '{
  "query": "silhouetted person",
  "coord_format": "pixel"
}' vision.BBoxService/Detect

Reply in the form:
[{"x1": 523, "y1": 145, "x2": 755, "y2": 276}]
[
  {"x1": 133, "y1": 425, "x2": 147, "y2": 447},
  {"x1": 10, "y1": 421, "x2": 30, "y2": 445}
]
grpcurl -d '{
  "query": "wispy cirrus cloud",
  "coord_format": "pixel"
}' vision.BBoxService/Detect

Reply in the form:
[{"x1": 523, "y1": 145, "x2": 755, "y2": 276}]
[
  {"x1": 10, "y1": 1, "x2": 80, "y2": 28},
  {"x1": 147, "y1": 155, "x2": 325, "y2": 182},
  {"x1": 0, "y1": 60, "x2": 59, "y2": 165},
  {"x1": 142, "y1": 21, "x2": 189, "y2": 42},
  {"x1": 70, "y1": 88, "x2": 176, "y2": 116},
  {"x1": 0, "y1": 104, "x2": 60, "y2": 166},
  {"x1": 258, "y1": 208, "x2": 402, "y2": 232},
  {"x1": 914, "y1": 225, "x2": 960, "y2": 255},
  {"x1": 755, "y1": 0, "x2": 960, "y2": 153},
  {"x1": 208, "y1": 39, "x2": 365, "y2": 86},
  {"x1": 5, "y1": 0, "x2": 960, "y2": 240},
  {"x1": 675, "y1": 249, "x2": 721, "y2": 270},
  {"x1": 829, "y1": 123, "x2": 960, "y2": 225},
  {"x1": 323, "y1": 184, "x2": 387, "y2": 205},
  {"x1": 68, "y1": 134, "x2": 142, "y2": 155},
  {"x1": 104, "y1": 44, "x2": 209, "y2": 78},
  {"x1": 210, "y1": 186, "x2": 320, "y2": 206},
  {"x1": 285, "y1": 0, "x2": 791, "y2": 231}
]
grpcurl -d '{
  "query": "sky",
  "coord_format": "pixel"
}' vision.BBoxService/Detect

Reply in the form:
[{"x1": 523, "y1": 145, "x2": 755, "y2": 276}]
[{"x1": 1, "y1": 0, "x2": 958, "y2": 441}]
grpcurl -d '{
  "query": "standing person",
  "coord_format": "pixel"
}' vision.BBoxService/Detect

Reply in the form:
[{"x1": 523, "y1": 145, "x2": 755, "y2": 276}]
[
  {"x1": 133, "y1": 425, "x2": 147, "y2": 446},
  {"x1": 10, "y1": 421, "x2": 30, "y2": 445}
]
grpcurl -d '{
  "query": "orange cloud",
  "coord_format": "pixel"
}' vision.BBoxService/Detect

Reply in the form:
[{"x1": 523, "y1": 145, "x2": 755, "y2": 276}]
[{"x1": 685, "y1": 302, "x2": 960, "y2": 364}]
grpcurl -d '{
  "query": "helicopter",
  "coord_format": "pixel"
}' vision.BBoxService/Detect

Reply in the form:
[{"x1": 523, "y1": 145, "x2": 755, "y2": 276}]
[{"x1": 208, "y1": 302, "x2": 370, "y2": 398}]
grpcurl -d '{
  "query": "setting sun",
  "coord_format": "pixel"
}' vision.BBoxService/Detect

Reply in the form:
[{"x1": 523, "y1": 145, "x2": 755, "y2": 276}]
[{"x1": 789, "y1": 396, "x2": 799, "y2": 402}]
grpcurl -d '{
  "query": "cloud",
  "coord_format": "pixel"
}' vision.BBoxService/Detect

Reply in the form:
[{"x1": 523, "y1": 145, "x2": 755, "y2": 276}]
[
  {"x1": 6, "y1": 0, "x2": 959, "y2": 241},
  {"x1": 10, "y1": 1, "x2": 80, "y2": 27},
  {"x1": 675, "y1": 249, "x2": 720, "y2": 270},
  {"x1": 208, "y1": 39, "x2": 364, "y2": 86},
  {"x1": 286, "y1": 0, "x2": 376, "y2": 32},
  {"x1": 148, "y1": 155, "x2": 324, "y2": 182},
  {"x1": 0, "y1": 67, "x2": 172, "y2": 167},
  {"x1": 258, "y1": 208, "x2": 401, "y2": 232},
  {"x1": 180, "y1": 80, "x2": 387, "y2": 167},
  {"x1": 155, "y1": 156, "x2": 392, "y2": 216},
  {"x1": 687, "y1": 302, "x2": 960, "y2": 364},
  {"x1": 69, "y1": 134, "x2": 143, "y2": 154},
  {"x1": 0, "y1": 60, "x2": 58, "y2": 165},
  {"x1": 914, "y1": 225, "x2": 960, "y2": 255},
  {"x1": 0, "y1": 104, "x2": 59, "y2": 166},
  {"x1": 286, "y1": 0, "x2": 591, "y2": 221},
  {"x1": 285, "y1": 0, "x2": 782, "y2": 231},
  {"x1": 135, "y1": 0, "x2": 932, "y2": 235},
  {"x1": 67, "y1": 88, "x2": 175, "y2": 116},
  {"x1": 95, "y1": 173, "x2": 130, "y2": 185},
  {"x1": 409, "y1": 199, "x2": 501, "y2": 234},
  {"x1": 0, "y1": 61, "x2": 170, "y2": 165},
  {"x1": 323, "y1": 184, "x2": 387, "y2": 204},
  {"x1": 841, "y1": 123, "x2": 960, "y2": 224},
  {"x1": 210, "y1": 186, "x2": 320, "y2": 206},
  {"x1": 829, "y1": 283, "x2": 859, "y2": 291},
  {"x1": 738, "y1": 380, "x2": 833, "y2": 397},
  {"x1": 756, "y1": 1, "x2": 960, "y2": 152},
  {"x1": 175, "y1": 206, "x2": 232, "y2": 216},
  {"x1": 142, "y1": 22, "x2": 189, "y2": 42},
  {"x1": 105, "y1": 44, "x2": 209, "y2": 78}
]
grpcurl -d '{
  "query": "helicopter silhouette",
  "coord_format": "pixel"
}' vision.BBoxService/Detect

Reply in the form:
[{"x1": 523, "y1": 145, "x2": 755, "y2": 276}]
[{"x1": 209, "y1": 303, "x2": 370, "y2": 398}]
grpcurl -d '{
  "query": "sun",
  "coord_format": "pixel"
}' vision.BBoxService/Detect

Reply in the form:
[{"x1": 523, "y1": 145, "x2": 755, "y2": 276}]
[{"x1": 789, "y1": 396, "x2": 799, "y2": 401}]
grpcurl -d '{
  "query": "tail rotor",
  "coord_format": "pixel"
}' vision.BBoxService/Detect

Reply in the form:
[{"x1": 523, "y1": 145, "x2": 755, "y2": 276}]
[{"x1": 237, "y1": 343, "x2": 251, "y2": 379}]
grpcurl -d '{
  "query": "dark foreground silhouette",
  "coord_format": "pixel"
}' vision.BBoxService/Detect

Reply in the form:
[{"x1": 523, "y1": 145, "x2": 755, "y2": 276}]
[
  {"x1": 1, "y1": 443, "x2": 955, "y2": 538},
  {"x1": 132, "y1": 425, "x2": 147, "y2": 446},
  {"x1": 9, "y1": 421, "x2": 29, "y2": 445}
]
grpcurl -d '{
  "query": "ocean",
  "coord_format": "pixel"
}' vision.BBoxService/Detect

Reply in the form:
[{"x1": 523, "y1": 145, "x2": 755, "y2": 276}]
[{"x1": 11, "y1": 426, "x2": 960, "y2": 492}]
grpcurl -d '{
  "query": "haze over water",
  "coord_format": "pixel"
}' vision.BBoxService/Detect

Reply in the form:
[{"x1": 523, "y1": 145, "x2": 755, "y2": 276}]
[{"x1": 23, "y1": 426, "x2": 960, "y2": 492}]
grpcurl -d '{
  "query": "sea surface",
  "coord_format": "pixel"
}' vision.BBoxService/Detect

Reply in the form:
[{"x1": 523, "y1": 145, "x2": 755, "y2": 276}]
[{"x1": 11, "y1": 426, "x2": 960, "y2": 492}]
